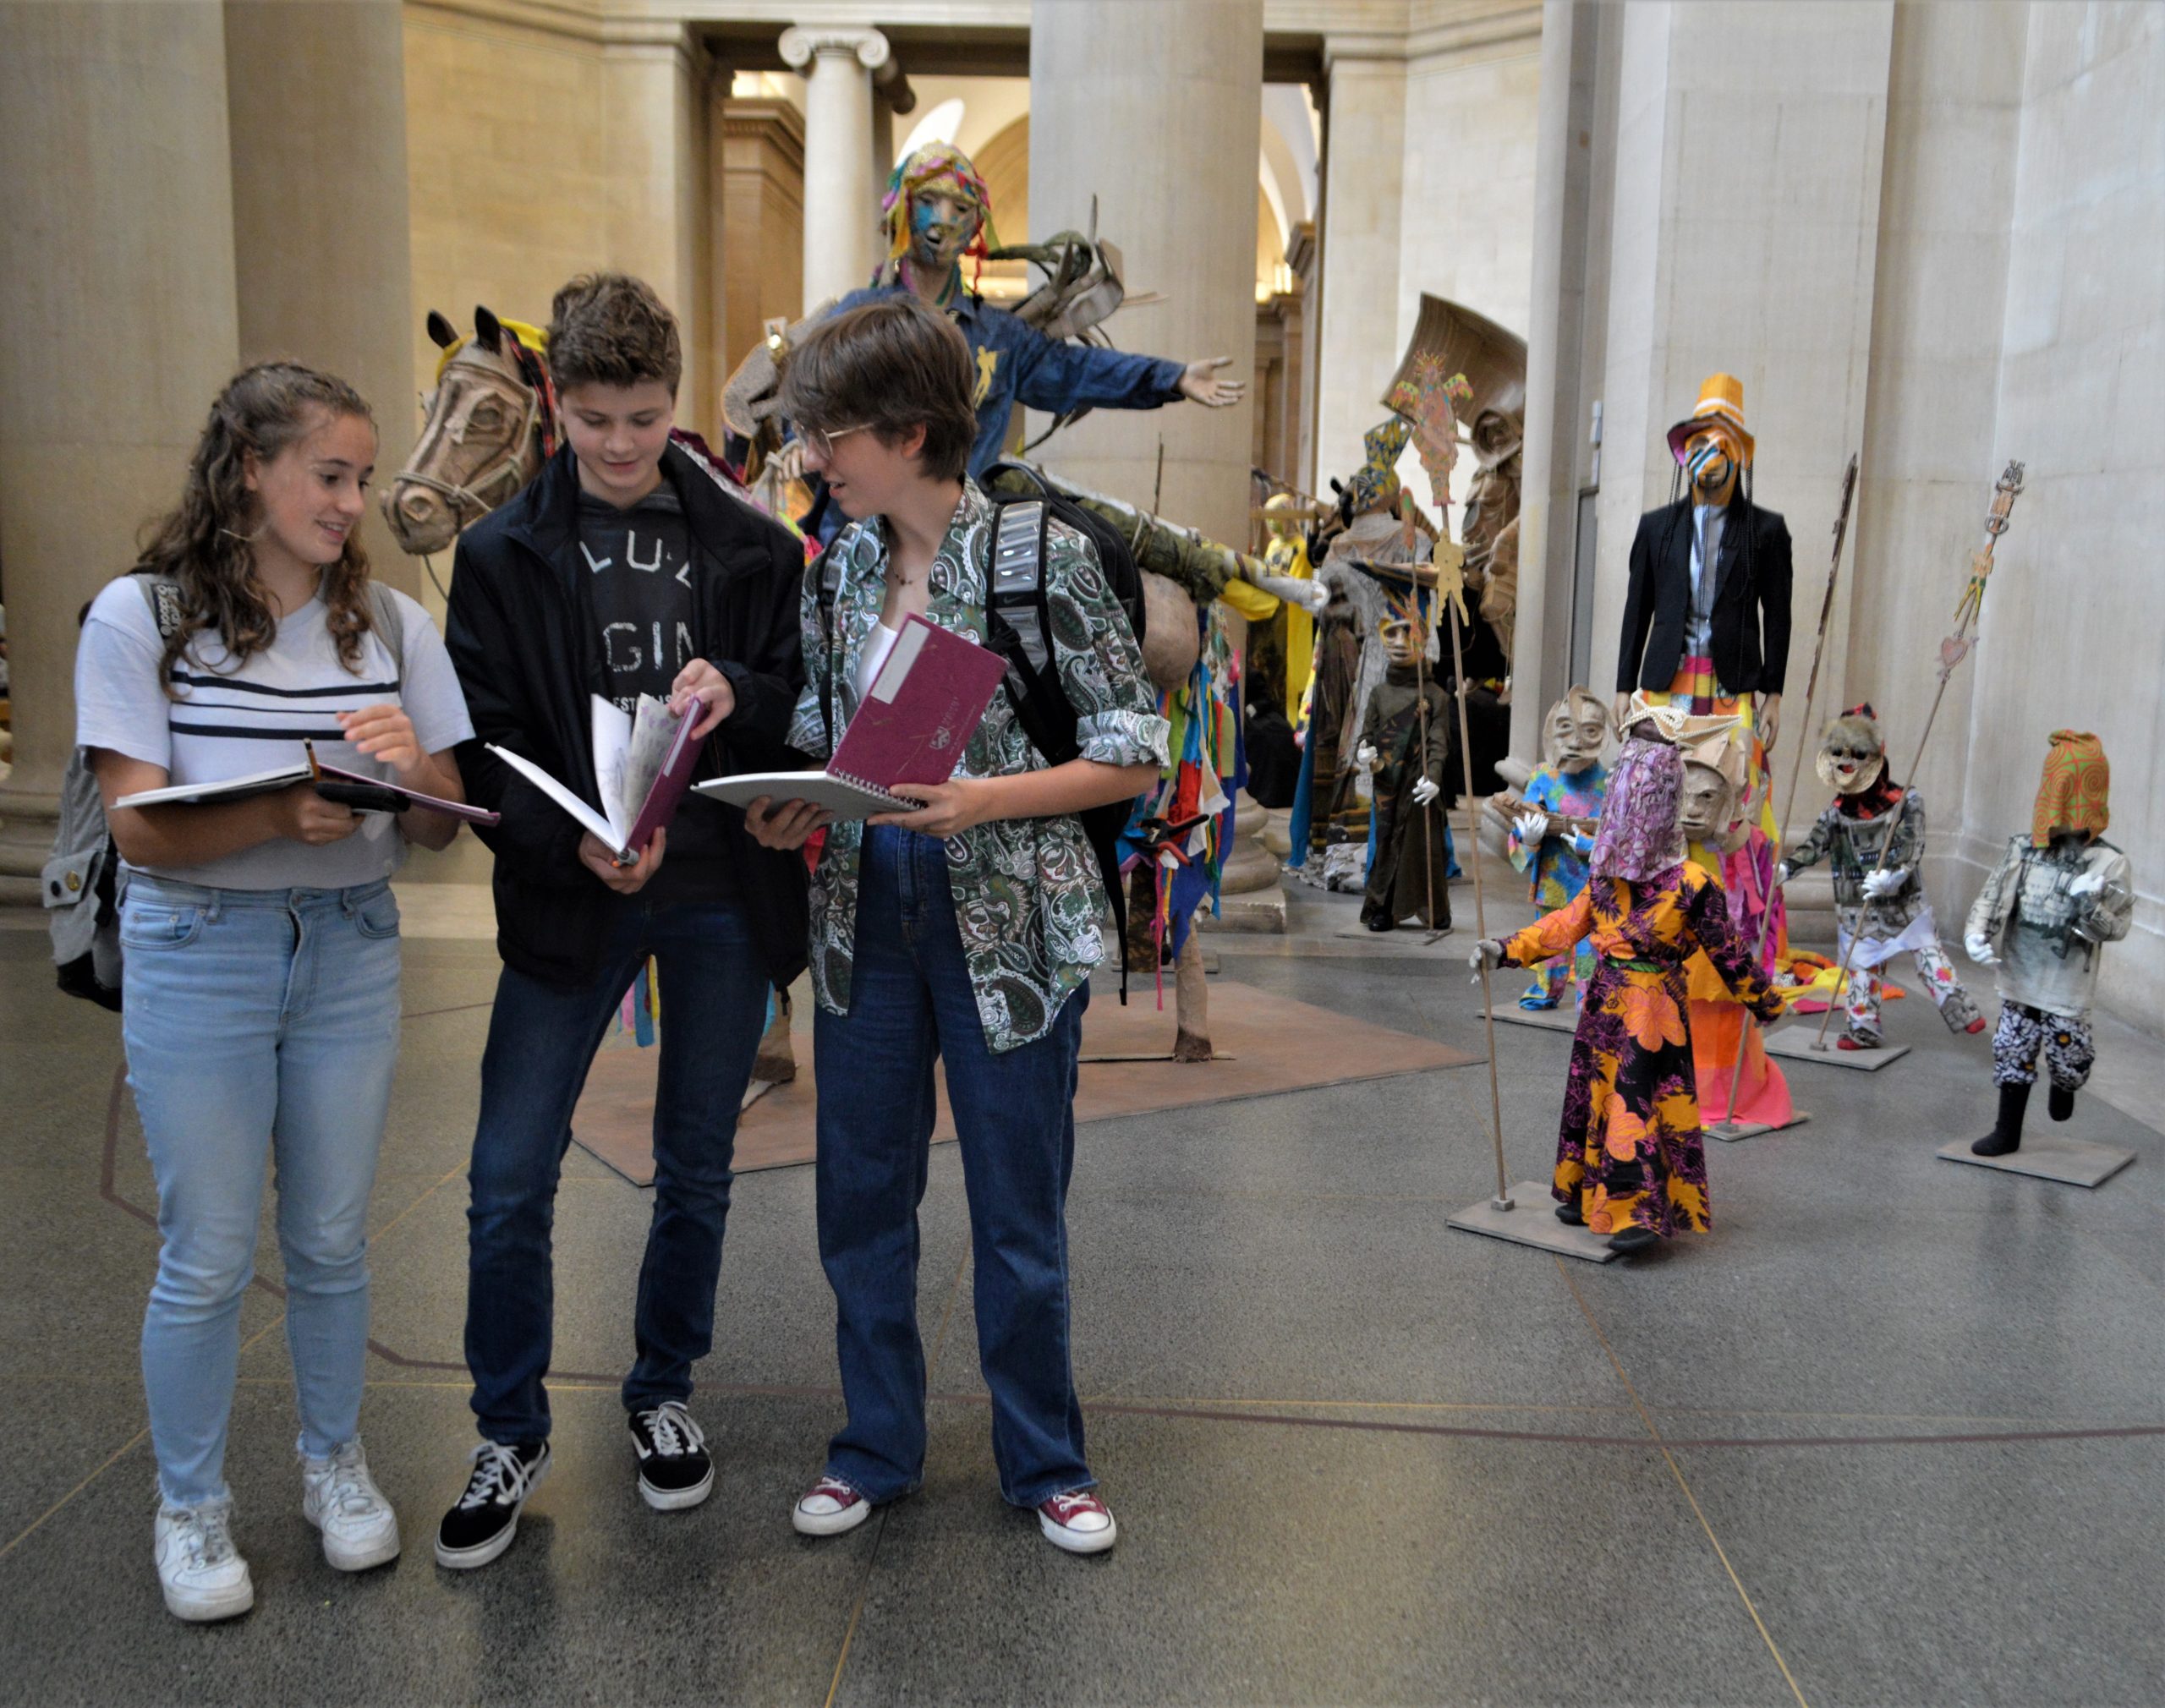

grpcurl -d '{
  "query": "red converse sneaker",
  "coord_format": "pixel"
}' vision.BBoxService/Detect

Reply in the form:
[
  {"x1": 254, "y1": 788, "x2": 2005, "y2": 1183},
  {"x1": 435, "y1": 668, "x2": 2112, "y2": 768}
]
[
  {"x1": 792, "y1": 1475, "x2": 870, "y2": 1537},
  {"x1": 1036, "y1": 1488, "x2": 1118, "y2": 1555}
]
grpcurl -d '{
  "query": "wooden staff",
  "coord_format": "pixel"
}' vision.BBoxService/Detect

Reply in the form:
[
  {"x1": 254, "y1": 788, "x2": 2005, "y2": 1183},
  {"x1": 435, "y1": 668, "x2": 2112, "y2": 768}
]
[
  {"x1": 1440, "y1": 558, "x2": 1513, "y2": 1208},
  {"x1": 1808, "y1": 461, "x2": 2025, "y2": 1050},
  {"x1": 1707, "y1": 454, "x2": 1856, "y2": 1132}
]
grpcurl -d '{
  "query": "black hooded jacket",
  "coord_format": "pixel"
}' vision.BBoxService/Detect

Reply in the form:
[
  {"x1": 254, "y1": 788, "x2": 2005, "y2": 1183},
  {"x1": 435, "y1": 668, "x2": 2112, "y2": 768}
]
[{"x1": 444, "y1": 442, "x2": 810, "y2": 988}]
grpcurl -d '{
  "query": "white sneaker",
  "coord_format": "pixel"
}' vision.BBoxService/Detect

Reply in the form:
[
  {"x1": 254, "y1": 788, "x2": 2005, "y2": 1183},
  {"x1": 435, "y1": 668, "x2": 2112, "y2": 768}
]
[
  {"x1": 301, "y1": 1439, "x2": 403, "y2": 1572},
  {"x1": 154, "y1": 1497, "x2": 255, "y2": 1622}
]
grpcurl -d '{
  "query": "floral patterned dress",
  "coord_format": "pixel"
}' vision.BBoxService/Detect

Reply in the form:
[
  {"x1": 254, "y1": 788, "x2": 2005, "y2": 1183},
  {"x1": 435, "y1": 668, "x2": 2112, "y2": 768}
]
[{"x1": 1501, "y1": 862, "x2": 1783, "y2": 1237}]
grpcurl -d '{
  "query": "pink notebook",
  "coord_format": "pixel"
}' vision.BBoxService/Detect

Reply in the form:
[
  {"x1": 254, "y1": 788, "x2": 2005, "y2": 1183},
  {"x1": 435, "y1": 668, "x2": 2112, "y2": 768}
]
[
  {"x1": 831, "y1": 615, "x2": 1009, "y2": 791},
  {"x1": 693, "y1": 616, "x2": 1008, "y2": 819}
]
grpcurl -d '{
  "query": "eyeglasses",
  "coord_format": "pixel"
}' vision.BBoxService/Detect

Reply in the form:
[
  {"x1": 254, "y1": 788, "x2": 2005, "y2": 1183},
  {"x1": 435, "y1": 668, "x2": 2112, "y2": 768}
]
[{"x1": 802, "y1": 423, "x2": 871, "y2": 459}]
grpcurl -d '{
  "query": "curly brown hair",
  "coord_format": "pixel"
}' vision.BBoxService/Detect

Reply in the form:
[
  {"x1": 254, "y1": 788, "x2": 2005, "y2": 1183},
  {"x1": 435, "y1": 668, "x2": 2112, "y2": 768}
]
[
  {"x1": 547, "y1": 273, "x2": 682, "y2": 397},
  {"x1": 138, "y1": 363, "x2": 380, "y2": 698}
]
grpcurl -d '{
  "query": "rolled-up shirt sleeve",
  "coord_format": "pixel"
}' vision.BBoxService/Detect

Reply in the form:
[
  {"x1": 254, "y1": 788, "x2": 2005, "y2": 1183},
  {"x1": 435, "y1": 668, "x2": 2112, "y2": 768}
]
[{"x1": 1043, "y1": 521, "x2": 1170, "y2": 770}]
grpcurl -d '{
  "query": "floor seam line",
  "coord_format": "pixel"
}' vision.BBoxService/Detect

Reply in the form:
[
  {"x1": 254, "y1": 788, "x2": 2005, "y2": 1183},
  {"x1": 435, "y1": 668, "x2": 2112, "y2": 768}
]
[
  {"x1": 0, "y1": 1312, "x2": 287, "y2": 1566},
  {"x1": 1555, "y1": 1256, "x2": 1811, "y2": 1708},
  {"x1": 822, "y1": 1508, "x2": 889, "y2": 1708}
]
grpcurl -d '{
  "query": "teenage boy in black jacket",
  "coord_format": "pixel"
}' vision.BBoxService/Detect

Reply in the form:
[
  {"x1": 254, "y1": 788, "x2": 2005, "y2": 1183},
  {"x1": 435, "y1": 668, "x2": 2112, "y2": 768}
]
[{"x1": 435, "y1": 275, "x2": 808, "y2": 1568}]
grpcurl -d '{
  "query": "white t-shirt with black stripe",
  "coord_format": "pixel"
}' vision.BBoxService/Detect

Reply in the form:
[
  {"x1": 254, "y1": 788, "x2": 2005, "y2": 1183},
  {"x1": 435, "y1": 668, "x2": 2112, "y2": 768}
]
[{"x1": 74, "y1": 578, "x2": 474, "y2": 891}]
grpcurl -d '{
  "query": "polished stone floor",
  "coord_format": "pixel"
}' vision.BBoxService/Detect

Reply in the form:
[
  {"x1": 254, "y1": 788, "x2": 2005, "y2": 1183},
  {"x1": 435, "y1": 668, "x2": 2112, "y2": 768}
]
[{"x1": 2, "y1": 864, "x2": 2159, "y2": 1707}]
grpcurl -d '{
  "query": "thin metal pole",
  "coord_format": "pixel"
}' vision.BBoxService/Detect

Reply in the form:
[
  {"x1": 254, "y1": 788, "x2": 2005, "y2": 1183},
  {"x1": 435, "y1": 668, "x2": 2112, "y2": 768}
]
[
  {"x1": 1709, "y1": 455, "x2": 1855, "y2": 1126},
  {"x1": 1447, "y1": 598, "x2": 1512, "y2": 1208},
  {"x1": 1807, "y1": 461, "x2": 2024, "y2": 1050}
]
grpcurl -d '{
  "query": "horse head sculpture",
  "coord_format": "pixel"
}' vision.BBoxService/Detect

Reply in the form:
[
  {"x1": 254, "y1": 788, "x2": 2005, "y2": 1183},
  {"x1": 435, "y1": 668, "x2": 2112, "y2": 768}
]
[{"x1": 382, "y1": 306, "x2": 556, "y2": 557}]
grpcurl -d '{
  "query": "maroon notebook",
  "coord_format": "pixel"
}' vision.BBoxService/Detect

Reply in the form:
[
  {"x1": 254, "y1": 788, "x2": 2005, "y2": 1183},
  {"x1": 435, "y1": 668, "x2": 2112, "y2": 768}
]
[
  {"x1": 830, "y1": 615, "x2": 1009, "y2": 791},
  {"x1": 692, "y1": 616, "x2": 1007, "y2": 818}
]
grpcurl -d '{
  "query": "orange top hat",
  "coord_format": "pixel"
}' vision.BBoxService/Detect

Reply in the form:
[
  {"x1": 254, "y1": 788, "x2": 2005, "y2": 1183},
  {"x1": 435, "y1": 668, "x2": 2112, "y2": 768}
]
[{"x1": 1666, "y1": 372, "x2": 1755, "y2": 467}]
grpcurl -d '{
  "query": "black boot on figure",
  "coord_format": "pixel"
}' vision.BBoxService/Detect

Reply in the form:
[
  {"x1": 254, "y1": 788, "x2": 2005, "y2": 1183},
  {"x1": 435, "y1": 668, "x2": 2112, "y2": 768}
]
[
  {"x1": 1972, "y1": 1081, "x2": 2031, "y2": 1157},
  {"x1": 2048, "y1": 1084, "x2": 2077, "y2": 1122}
]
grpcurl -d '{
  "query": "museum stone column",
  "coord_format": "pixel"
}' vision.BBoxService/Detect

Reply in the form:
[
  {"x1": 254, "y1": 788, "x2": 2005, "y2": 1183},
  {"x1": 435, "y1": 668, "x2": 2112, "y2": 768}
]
[
  {"x1": 1026, "y1": 0, "x2": 1262, "y2": 550},
  {"x1": 224, "y1": 0, "x2": 418, "y2": 596},
  {"x1": 0, "y1": 1, "x2": 243, "y2": 901},
  {"x1": 781, "y1": 25, "x2": 891, "y2": 311}
]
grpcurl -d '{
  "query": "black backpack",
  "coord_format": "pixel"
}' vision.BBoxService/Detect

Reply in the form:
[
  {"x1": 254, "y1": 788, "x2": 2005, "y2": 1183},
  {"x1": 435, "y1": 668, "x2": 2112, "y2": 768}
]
[{"x1": 815, "y1": 467, "x2": 1154, "y2": 1001}]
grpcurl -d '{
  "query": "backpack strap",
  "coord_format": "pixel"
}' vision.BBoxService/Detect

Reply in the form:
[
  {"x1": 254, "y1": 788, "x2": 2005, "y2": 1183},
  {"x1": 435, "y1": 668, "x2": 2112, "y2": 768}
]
[
  {"x1": 814, "y1": 540, "x2": 847, "y2": 748},
  {"x1": 362, "y1": 583, "x2": 406, "y2": 679},
  {"x1": 133, "y1": 572, "x2": 186, "y2": 641}
]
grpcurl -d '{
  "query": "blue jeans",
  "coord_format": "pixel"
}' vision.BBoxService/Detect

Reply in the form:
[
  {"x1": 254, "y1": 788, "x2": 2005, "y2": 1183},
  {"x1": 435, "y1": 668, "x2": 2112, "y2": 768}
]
[
  {"x1": 121, "y1": 875, "x2": 403, "y2": 1507},
  {"x1": 463, "y1": 897, "x2": 768, "y2": 1442},
  {"x1": 814, "y1": 824, "x2": 1092, "y2": 1507}
]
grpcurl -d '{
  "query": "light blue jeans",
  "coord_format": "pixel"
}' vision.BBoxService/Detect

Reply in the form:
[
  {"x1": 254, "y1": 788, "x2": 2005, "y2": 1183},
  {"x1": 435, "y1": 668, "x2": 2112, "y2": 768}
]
[{"x1": 120, "y1": 874, "x2": 403, "y2": 1506}]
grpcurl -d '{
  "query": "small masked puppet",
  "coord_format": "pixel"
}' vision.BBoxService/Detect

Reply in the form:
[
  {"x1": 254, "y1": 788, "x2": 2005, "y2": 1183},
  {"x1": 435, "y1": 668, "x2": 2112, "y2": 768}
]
[
  {"x1": 1471, "y1": 712, "x2": 1784, "y2": 1256},
  {"x1": 1676, "y1": 712, "x2": 1795, "y2": 1130},
  {"x1": 1505, "y1": 688, "x2": 1610, "y2": 1007},
  {"x1": 1353, "y1": 596, "x2": 1452, "y2": 932},
  {"x1": 1779, "y1": 705, "x2": 1984, "y2": 1050},
  {"x1": 1307, "y1": 420, "x2": 1422, "y2": 888},
  {"x1": 1262, "y1": 490, "x2": 1318, "y2": 721},
  {"x1": 1964, "y1": 731, "x2": 2133, "y2": 1156}
]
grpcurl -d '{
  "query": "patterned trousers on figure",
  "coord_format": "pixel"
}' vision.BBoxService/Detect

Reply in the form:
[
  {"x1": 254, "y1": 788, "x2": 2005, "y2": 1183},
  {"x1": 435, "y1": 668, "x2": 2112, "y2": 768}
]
[
  {"x1": 1844, "y1": 940, "x2": 1982, "y2": 1040},
  {"x1": 1991, "y1": 1001, "x2": 2095, "y2": 1090}
]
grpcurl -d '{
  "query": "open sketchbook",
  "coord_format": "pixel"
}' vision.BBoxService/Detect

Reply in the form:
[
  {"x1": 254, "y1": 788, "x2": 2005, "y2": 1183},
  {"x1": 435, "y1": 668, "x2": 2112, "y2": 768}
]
[
  {"x1": 695, "y1": 616, "x2": 1007, "y2": 819},
  {"x1": 114, "y1": 744, "x2": 499, "y2": 824},
  {"x1": 486, "y1": 693, "x2": 704, "y2": 864}
]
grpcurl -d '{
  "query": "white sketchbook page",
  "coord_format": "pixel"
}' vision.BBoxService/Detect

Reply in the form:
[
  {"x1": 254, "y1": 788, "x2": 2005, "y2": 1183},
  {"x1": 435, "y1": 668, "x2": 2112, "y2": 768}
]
[
  {"x1": 692, "y1": 772, "x2": 913, "y2": 819},
  {"x1": 618, "y1": 694, "x2": 682, "y2": 825},
  {"x1": 486, "y1": 744, "x2": 621, "y2": 851},
  {"x1": 589, "y1": 695, "x2": 633, "y2": 844},
  {"x1": 115, "y1": 764, "x2": 311, "y2": 810}
]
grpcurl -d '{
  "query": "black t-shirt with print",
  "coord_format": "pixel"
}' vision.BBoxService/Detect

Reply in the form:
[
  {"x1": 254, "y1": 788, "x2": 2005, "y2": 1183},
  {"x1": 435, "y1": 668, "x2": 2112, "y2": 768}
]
[{"x1": 577, "y1": 484, "x2": 733, "y2": 904}]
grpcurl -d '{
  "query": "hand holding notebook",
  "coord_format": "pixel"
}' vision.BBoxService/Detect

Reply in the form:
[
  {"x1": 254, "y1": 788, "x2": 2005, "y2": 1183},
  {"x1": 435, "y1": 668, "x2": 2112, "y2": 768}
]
[
  {"x1": 114, "y1": 746, "x2": 499, "y2": 824},
  {"x1": 487, "y1": 693, "x2": 705, "y2": 865},
  {"x1": 695, "y1": 616, "x2": 1008, "y2": 819}
]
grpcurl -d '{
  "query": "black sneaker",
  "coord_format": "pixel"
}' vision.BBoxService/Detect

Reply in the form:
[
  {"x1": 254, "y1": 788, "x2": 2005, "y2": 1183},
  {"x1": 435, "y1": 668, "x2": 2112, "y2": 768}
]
[
  {"x1": 629, "y1": 1401, "x2": 713, "y2": 1512},
  {"x1": 434, "y1": 1439, "x2": 550, "y2": 1569}
]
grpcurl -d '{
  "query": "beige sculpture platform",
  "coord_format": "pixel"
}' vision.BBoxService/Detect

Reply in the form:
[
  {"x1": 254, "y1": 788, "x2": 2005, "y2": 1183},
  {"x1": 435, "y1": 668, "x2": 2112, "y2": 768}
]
[
  {"x1": 1448, "y1": 1184, "x2": 1620, "y2": 1263},
  {"x1": 1935, "y1": 1132, "x2": 2136, "y2": 1188}
]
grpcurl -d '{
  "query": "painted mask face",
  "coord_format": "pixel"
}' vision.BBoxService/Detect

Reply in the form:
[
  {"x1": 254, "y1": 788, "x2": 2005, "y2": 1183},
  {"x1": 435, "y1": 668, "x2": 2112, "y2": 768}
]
[
  {"x1": 1678, "y1": 761, "x2": 1736, "y2": 844},
  {"x1": 1379, "y1": 617, "x2": 1420, "y2": 665},
  {"x1": 1816, "y1": 714, "x2": 1886, "y2": 795},
  {"x1": 1544, "y1": 689, "x2": 1609, "y2": 771},
  {"x1": 907, "y1": 185, "x2": 981, "y2": 275},
  {"x1": 1683, "y1": 424, "x2": 1740, "y2": 500}
]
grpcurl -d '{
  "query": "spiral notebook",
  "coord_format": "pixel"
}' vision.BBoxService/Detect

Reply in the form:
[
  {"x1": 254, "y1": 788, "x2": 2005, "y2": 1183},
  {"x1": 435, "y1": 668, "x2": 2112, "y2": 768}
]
[{"x1": 695, "y1": 615, "x2": 1007, "y2": 819}]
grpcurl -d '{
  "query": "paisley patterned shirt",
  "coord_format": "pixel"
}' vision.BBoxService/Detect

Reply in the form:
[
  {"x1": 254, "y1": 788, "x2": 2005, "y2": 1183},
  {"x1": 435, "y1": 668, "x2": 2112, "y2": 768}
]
[{"x1": 788, "y1": 478, "x2": 1170, "y2": 1053}]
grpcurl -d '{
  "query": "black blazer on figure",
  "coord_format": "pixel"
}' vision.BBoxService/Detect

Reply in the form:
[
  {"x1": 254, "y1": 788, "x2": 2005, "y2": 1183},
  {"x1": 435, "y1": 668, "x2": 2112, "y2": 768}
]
[{"x1": 1614, "y1": 495, "x2": 1793, "y2": 697}]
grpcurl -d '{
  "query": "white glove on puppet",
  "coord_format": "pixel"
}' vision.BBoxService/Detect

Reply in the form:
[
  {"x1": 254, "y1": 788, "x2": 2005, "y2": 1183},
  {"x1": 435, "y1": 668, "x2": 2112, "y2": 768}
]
[
  {"x1": 1861, "y1": 867, "x2": 1905, "y2": 900},
  {"x1": 1411, "y1": 775, "x2": 1439, "y2": 807},
  {"x1": 1965, "y1": 931, "x2": 1999, "y2": 967},
  {"x1": 1566, "y1": 831, "x2": 1594, "y2": 858},
  {"x1": 1514, "y1": 809, "x2": 1548, "y2": 846},
  {"x1": 1466, "y1": 939, "x2": 1506, "y2": 979},
  {"x1": 1355, "y1": 742, "x2": 1379, "y2": 770},
  {"x1": 2069, "y1": 869, "x2": 2107, "y2": 899},
  {"x1": 1774, "y1": 860, "x2": 1792, "y2": 887}
]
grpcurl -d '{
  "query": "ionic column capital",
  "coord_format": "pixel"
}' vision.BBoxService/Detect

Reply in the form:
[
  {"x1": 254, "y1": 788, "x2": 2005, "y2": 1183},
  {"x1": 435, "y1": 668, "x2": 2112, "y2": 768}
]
[{"x1": 778, "y1": 25, "x2": 891, "y2": 74}]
